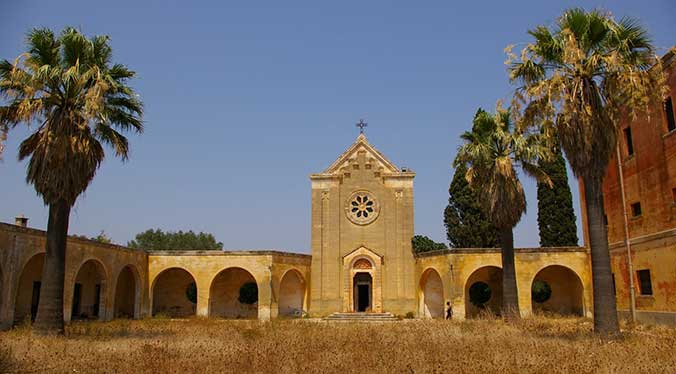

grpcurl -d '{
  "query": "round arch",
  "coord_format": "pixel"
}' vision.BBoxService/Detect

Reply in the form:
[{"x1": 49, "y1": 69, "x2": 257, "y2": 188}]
[
  {"x1": 209, "y1": 267, "x2": 258, "y2": 319},
  {"x1": 70, "y1": 259, "x2": 108, "y2": 320},
  {"x1": 113, "y1": 265, "x2": 141, "y2": 319},
  {"x1": 278, "y1": 269, "x2": 306, "y2": 317},
  {"x1": 465, "y1": 266, "x2": 502, "y2": 318},
  {"x1": 420, "y1": 268, "x2": 444, "y2": 318},
  {"x1": 350, "y1": 256, "x2": 375, "y2": 269},
  {"x1": 531, "y1": 265, "x2": 584, "y2": 316},
  {"x1": 14, "y1": 253, "x2": 45, "y2": 324},
  {"x1": 152, "y1": 267, "x2": 197, "y2": 317}
]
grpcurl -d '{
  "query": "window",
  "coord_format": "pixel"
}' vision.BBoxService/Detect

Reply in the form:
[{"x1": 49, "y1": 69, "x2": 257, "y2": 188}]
[
  {"x1": 624, "y1": 127, "x2": 634, "y2": 156},
  {"x1": 637, "y1": 269, "x2": 653, "y2": 296},
  {"x1": 631, "y1": 202, "x2": 642, "y2": 217},
  {"x1": 665, "y1": 97, "x2": 676, "y2": 132},
  {"x1": 672, "y1": 188, "x2": 676, "y2": 204},
  {"x1": 603, "y1": 214, "x2": 608, "y2": 226}
]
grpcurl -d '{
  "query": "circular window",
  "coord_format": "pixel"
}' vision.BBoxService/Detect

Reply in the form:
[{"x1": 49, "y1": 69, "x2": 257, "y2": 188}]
[
  {"x1": 531, "y1": 280, "x2": 552, "y2": 303},
  {"x1": 469, "y1": 281, "x2": 492, "y2": 306},
  {"x1": 345, "y1": 191, "x2": 380, "y2": 225}
]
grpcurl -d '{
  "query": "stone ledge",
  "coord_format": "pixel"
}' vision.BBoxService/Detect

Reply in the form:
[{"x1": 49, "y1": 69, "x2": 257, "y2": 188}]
[
  {"x1": 148, "y1": 249, "x2": 311, "y2": 258},
  {"x1": 414, "y1": 246, "x2": 589, "y2": 258},
  {"x1": 609, "y1": 228, "x2": 676, "y2": 251},
  {"x1": 0, "y1": 221, "x2": 143, "y2": 254},
  {"x1": 1, "y1": 221, "x2": 311, "y2": 259}
]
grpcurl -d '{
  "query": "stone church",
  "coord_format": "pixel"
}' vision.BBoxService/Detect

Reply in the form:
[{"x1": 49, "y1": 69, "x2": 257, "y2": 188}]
[
  {"x1": 309, "y1": 133, "x2": 417, "y2": 316},
  {"x1": 0, "y1": 133, "x2": 592, "y2": 328}
]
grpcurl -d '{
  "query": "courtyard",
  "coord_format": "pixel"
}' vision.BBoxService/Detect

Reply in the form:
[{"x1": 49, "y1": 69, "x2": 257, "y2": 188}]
[{"x1": 1, "y1": 316, "x2": 675, "y2": 373}]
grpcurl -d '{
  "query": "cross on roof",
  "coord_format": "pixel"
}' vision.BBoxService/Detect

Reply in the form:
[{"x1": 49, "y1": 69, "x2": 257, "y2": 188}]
[{"x1": 356, "y1": 119, "x2": 368, "y2": 134}]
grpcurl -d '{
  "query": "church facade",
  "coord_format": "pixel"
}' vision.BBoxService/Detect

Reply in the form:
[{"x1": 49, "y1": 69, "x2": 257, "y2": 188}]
[
  {"x1": 309, "y1": 134, "x2": 417, "y2": 316},
  {"x1": 0, "y1": 134, "x2": 594, "y2": 329}
]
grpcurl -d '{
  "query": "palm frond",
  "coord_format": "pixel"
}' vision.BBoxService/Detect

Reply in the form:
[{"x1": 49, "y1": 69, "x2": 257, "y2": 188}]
[
  {"x1": 455, "y1": 104, "x2": 546, "y2": 229},
  {"x1": 1, "y1": 26, "x2": 144, "y2": 205},
  {"x1": 95, "y1": 123, "x2": 129, "y2": 160},
  {"x1": 26, "y1": 28, "x2": 60, "y2": 68},
  {"x1": 507, "y1": 8, "x2": 666, "y2": 181}
]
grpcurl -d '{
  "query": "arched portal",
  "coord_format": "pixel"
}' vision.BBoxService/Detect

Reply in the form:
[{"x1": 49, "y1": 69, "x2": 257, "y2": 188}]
[
  {"x1": 531, "y1": 265, "x2": 584, "y2": 316},
  {"x1": 209, "y1": 267, "x2": 258, "y2": 319},
  {"x1": 420, "y1": 268, "x2": 444, "y2": 318},
  {"x1": 353, "y1": 272, "x2": 372, "y2": 312},
  {"x1": 14, "y1": 253, "x2": 44, "y2": 324},
  {"x1": 278, "y1": 269, "x2": 305, "y2": 317},
  {"x1": 152, "y1": 268, "x2": 197, "y2": 317},
  {"x1": 114, "y1": 265, "x2": 140, "y2": 319},
  {"x1": 71, "y1": 259, "x2": 107, "y2": 320},
  {"x1": 465, "y1": 266, "x2": 502, "y2": 318}
]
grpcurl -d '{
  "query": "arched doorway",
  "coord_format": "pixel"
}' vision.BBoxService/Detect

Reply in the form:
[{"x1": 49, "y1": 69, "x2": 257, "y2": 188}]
[
  {"x1": 209, "y1": 267, "x2": 258, "y2": 319},
  {"x1": 114, "y1": 265, "x2": 140, "y2": 319},
  {"x1": 420, "y1": 268, "x2": 444, "y2": 318},
  {"x1": 14, "y1": 253, "x2": 44, "y2": 324},
  {"x1": 353, "y1": 272, "x2": 372, "y2": 312},
  {"x1": 152, "y1": 268, "x2": 197, "y2": 317},
  {"x1": 71, "y1": 259, "x2": 107, "y2": 320},
  {"x1": 343, "y1": 248, "x2": 383, "y2": 313},
  {"x1": 465, "y1": 266, "x2": 502, "y2": 318},
  {"x1": 531, "y1": 265, "x2": 584, "y2": 316},
  {"x1": 278, "y1": 269, "x2": 305, "y2": 317}
]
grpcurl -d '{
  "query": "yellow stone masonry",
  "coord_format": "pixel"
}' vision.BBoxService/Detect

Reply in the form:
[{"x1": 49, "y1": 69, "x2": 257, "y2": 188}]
[{"x1": 5, "y1": 133, "x2": 657, "y2": 328}]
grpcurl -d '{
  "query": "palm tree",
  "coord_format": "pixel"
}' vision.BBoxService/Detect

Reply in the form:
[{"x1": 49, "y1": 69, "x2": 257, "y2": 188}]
[
  {"x1": 508, "y1": 8, "x2": 666, "y2": 334},
  {"x1": 0, "y1": 27, "x2": 143, "y2": 334},
  {"x1": 454, "y1": 107, "x2": 551, "y2": 320}
]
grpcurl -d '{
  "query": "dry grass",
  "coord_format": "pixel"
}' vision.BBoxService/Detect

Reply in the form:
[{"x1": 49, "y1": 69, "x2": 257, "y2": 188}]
[{"x1": 1, "y1": 316, "x2": 675, "y2": 373}]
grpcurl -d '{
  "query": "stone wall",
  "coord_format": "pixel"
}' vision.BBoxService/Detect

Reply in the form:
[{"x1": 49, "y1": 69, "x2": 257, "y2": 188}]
[
  {"x1": 147, "y1": 251, "x2": 311, "y2": 321},
  {"x1": 0, "y1": 222, "x2": 148, "y2": 329},
  {"x1": 414, "y1": 247, "x2": 592, "y2": 320},
  {"x1": 0, "y1": 223, "x2": 311, "y2": 329}
]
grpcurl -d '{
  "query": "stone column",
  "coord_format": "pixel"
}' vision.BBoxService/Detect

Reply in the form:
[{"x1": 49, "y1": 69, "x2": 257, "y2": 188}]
[
  {"x1": 195, "y1": 281, "x2": 210, "y2": 317},
  {"x1": 518, "y1": 287, "x2": 532, "y2": 318},
  {"x1": 98, "y1": 279, "x2": 111, "y2": 321},
  {"x1": 257, "y1": 270, "x2": 273, "y2": 321},
  {"x1": 516, "y1": 263, "x2": 533, "y2": 318},
  {"x1": 452, "y1": 275, "x2": 466, "y2": 320},
  {"x1": 0, "y1": 240, "x2": 19, "y2": 330},
  {"x1": 0, "y1": 271, "x2": 12, "y2": 330}
]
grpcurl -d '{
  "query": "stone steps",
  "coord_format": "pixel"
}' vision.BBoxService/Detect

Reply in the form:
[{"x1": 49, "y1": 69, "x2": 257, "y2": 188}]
[{"x1": 324, "y1": 312, "x2": 399, "y2": 322}]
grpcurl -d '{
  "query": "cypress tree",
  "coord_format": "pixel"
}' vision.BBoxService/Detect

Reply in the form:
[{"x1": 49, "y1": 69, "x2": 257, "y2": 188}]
[
  {"x1": 537, "y1": 147, "x2": 579, "y2": 247},
  {"x1": 444, "y1": 164, "x2": 499, "y2": 248}
]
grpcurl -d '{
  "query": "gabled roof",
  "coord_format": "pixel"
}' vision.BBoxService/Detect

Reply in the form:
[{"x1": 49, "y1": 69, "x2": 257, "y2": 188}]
[{"x1": 321, "y1": 134, "x2": 401, "y2": 174}]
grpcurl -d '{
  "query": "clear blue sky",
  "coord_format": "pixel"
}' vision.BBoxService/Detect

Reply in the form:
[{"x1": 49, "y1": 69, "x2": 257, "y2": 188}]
[{"x1": 1, "y1": 1, "x2": 675, "y2": 252}]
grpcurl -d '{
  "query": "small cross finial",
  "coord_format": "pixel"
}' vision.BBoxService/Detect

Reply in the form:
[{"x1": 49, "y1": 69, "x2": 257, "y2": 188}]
[{"x1": 356, "y1": 119, "x2": 368, "y2": 134}]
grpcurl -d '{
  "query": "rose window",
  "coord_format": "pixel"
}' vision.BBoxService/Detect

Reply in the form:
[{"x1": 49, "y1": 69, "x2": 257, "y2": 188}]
[{"x1": 345, "y1": 191, "x2": 379, "y2": 225}]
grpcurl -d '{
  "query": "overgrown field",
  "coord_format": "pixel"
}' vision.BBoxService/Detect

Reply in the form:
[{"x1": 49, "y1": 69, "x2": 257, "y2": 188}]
[{"x1": 1, "y1": 316, "x2": 675, "y2": 373}]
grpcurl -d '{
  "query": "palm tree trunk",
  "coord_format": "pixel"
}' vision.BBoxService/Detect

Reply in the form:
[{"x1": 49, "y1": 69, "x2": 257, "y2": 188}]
[
  {"x1": 33, "y1": 200, "x2": 71, "y2": 335},
  {"x1": 583, "y1": 178, "x2": 620, "y2": 335},
  {"x1": 499, "y1": 227, "x2": 520, "y2": 320}
]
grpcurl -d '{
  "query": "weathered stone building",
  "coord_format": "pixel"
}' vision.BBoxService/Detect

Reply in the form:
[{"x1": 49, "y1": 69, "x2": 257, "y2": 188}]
[
  {"x1": 1, "y1": 133, "x2": 593, "y2": 329},
  {"x1": 580, "y1": 49, "x2": 676, "y2": 325}
]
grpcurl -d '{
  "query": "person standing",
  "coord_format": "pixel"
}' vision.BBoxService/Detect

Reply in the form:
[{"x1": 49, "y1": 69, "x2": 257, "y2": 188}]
[{"x1": 445, "y1": 301, "x2": 453, "y2": 320}]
